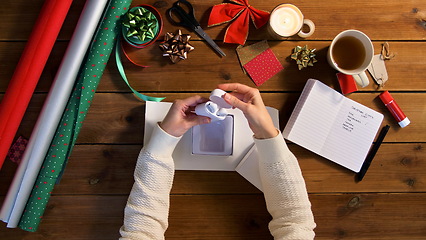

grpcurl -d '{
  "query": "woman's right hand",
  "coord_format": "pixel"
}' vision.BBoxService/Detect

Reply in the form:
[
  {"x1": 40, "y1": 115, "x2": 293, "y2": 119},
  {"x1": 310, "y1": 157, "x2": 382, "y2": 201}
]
[
  {"x1": 160, "y1": 95, "x2": 211, "y2": 137},
  {"x1": 217, "y1": 83, "x2": 278, "y2": 139}
]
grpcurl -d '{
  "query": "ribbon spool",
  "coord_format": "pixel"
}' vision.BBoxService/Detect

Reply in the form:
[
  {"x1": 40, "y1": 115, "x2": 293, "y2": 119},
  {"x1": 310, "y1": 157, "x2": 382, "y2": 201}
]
[
  {"x1": 120, "y1": 4, "x2": 163, "y2": 67},
  {"x1": 122, "y1": 5, "x2": 162, "y2": 48},
  {"x1": 116, "y1": 4, "x2": 165, "y2": 102}
]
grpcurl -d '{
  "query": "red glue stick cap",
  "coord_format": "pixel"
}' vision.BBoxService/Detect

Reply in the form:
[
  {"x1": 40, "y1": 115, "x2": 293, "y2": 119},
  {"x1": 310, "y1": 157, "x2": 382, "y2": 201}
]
[
  {"x1": 379, "y1": 91, "x2": 410, "y2": 128},
  {"x1": 379, "y1": 91, "x2": 393, "y2": 104}
]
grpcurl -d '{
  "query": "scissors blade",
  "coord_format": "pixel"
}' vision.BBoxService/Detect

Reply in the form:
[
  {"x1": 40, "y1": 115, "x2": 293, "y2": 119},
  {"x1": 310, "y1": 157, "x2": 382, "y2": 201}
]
[{"x1": 194, "y1": 26, "x2": 226, "y2": 57}]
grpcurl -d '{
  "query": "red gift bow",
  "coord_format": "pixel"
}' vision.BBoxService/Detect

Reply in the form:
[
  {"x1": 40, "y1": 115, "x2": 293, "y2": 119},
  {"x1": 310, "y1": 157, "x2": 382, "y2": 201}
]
[{"x1": 208, "y1": 0, "x2": 270, "y2": 45}]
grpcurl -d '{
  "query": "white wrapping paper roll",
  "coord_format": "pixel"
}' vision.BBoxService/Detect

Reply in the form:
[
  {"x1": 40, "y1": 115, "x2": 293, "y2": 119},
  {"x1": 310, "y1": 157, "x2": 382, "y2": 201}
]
[{"x1": 0, "y1": 0, "x2": 109, "y2": 228}]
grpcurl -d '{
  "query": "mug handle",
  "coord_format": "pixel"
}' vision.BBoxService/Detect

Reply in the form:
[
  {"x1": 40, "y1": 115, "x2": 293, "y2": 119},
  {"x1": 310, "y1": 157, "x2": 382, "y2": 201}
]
[
  {"x1": 352, "y1": 71, "x2": 370, "y2": 88},
  {"x1": 297, "y1": 19, "x2": 315, "y2": 38}
]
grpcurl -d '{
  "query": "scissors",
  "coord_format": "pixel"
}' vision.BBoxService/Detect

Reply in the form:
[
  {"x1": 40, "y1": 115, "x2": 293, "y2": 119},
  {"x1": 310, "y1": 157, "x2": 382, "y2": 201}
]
[{"x1": 168, "y1": 0, "x2": 226, "y2": 57}]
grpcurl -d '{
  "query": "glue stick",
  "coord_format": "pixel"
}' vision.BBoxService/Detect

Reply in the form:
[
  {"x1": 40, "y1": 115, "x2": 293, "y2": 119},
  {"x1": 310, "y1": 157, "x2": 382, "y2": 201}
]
[{"x1": 379, "y1": 91, "x2": 410, "y2": 128}]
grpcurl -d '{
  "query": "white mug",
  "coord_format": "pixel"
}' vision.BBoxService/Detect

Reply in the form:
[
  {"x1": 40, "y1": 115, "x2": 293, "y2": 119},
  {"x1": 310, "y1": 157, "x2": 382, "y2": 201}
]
[
  {"x1": 268, "y1": 4, "x2": 315, "y2": 38},
  {"x1": 327, "y1": 30, "x2": 374, "y2": 88}
]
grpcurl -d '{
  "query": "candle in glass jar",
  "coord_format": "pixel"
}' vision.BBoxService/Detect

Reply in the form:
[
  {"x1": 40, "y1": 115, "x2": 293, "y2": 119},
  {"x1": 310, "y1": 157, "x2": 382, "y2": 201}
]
[{"x1": 269, "y1": 4, "x2": 303, "y2": 37}]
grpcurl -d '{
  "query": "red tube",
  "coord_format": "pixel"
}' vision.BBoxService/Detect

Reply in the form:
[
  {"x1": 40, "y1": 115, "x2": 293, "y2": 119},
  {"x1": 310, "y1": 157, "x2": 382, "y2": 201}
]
[
  {"x1": 0, "y1": 0, "x2": 73, "y2": 170},
  {"x1": 379, "y1": 91, "x2": 410, "y2": 128}
]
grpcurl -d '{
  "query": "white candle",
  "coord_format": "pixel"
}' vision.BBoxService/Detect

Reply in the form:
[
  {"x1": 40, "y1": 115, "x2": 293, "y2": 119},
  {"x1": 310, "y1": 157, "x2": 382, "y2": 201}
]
[{"x1": 269, "y1": 4, "x2": 303, "y2": 37}]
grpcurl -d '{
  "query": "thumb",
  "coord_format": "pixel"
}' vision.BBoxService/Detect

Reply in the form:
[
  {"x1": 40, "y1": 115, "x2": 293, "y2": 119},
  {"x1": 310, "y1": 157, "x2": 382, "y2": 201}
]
[
  {"x1": 187, "y1": 116, "x2": 211, "y2": 128},
  {"x1": 224, "y1": 93, "x2": 248, "y2": 112}
]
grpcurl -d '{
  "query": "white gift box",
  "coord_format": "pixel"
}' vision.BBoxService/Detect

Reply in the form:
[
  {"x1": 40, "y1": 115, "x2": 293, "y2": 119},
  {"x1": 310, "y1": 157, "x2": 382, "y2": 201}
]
[{"x1": 192, "y1": 115, "x2": 234, "y2": 155}]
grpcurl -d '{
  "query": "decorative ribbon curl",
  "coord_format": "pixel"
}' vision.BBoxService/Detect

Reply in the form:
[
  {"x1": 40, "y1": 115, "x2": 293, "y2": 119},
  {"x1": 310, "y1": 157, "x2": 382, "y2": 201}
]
[
  {"x1": 159, "y1": 29, "x2": 194, "y2": 63},
  {"x1": 208, "y1": 0, "x2": 270, "y2": 45}
]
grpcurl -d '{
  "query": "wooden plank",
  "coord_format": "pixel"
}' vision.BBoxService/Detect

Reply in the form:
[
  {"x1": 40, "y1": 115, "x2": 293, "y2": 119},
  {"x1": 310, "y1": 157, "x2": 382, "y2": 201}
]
[
  {"x1": 1, "y1": 41, "x2": 425, "y2": 92},
  {"x1": 1, "y1": 0, "x2": 425, "y2": 41},
  {"x1": 0, "y1": 0, "x2": 423, "y2": 239},
  {"x1": 311, "y1": 193, "x2": 426, "y2": 239},
  {"x1": 296, "y1": 143, "x2": 426, "y2": 193},
  {"x1": 1, "y1": 143, "x2": 423, "y2": 196},
  {"x1": 104, "y1": 41, "x2": 426, "y2": 92},
  {"x1": 0, "y1": 0, "x2": 84, "y2": 41},
  {"x1": 8, "y1": 92, "x2": 423, "y2": 143},
  {"x1": 80, "y1": 92, "x2": 426, "y2": 143},
  {"x1": 1, "y1": 193, "x2": 425, "y2": 239},
  {"x1": 154, "y1": 0, "x2": 426, "y2": 41},
  {"x1": 0, "y1": 195, "x2": 126, "y2": 240}
]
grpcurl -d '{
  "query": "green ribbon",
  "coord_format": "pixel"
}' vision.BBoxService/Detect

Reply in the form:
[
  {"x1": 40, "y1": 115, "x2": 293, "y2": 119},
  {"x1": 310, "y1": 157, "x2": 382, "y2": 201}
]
[
  {"x1": 18, "y1": 0, "x2": 132, "y2": 232},
  {"x1": 122, "y1": 7, "x2": 158, "y2": 44},
  {"x1": 115, "y1": 34, "x2": 165, "y2": 102}
]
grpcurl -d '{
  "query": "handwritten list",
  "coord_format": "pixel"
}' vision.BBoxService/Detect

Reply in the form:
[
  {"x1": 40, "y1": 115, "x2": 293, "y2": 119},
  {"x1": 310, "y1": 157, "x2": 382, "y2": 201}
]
[{"x1": 283, "y1": 79, "x2": 384, "y2": 172}]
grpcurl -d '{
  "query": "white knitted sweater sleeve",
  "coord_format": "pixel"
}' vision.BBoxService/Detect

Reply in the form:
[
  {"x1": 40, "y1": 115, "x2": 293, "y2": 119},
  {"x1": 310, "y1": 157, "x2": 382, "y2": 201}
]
[
  {"x1": 119, "y1": 124, "x2": 315, "y2": 239},
  {"x1": 119, "y1": 124, "x2": 181, "y2": 240},
  {"x1": 255, "y1": 133, "x2": 316, "y2": 240}
]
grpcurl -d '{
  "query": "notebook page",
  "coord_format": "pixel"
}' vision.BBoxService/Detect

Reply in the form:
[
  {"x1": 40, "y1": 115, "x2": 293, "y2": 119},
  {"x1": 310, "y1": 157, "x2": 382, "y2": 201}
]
[
  {"x1": 321, "y1": 99, "x2": 384, "y2": 172},
  {"x1": 283, "y1": 79, "x2": 314, "y2": 138},
  {"x1": 285, "y1": 80, "x2": 344, "y2": 154}
]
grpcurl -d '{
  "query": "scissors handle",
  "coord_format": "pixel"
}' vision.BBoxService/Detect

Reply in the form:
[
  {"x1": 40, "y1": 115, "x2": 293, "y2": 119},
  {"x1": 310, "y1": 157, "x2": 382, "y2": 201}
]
[{"x1": 168, "y1": 0, "x2": 199, "y2": 29}]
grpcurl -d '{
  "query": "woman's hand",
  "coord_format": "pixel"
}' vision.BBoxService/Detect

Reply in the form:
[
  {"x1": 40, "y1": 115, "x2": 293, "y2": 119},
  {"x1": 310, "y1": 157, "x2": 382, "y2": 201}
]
[
  {"x1": 160, "y1": 95, "x2": 211, "y2": 137},
  {"x1": 217, "y1": 83, "x2": 278, "y2": 139}
]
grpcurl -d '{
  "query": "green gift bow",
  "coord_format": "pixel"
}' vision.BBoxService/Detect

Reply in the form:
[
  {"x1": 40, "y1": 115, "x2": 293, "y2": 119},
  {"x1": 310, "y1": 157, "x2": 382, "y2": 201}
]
[
  {"x1": 123, "y1": 7, "x2": 158, "y2": 43},
  {"x1": 18, "y1": 0, "x2": 134, "y2": 232}
]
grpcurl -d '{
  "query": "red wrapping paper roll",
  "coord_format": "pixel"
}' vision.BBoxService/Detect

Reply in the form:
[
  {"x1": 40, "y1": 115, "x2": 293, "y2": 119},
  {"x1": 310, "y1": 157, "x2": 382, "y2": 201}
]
[{"x1": 0, "y1": 0, "x2": 73, "y2": 170}]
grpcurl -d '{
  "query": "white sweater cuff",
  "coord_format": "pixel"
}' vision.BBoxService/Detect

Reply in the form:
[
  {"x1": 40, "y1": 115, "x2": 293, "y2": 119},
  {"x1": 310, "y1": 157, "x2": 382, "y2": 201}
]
[
  {"x1": 145, "y1": 123, "x2": 182, "y2": 157},
  {"x1": 253, "y1": 132, "x2": 291, "y2": 164}
]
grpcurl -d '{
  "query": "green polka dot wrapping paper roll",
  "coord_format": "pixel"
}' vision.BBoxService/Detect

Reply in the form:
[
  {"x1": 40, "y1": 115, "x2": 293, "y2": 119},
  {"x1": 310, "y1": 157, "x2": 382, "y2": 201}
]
[{"x1": 18, "y1": 0, "x2": 132, "y2": 232}]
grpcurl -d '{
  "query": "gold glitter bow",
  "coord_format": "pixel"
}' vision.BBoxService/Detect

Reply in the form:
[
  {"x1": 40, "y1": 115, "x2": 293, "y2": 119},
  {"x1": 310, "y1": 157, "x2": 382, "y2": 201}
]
[
  {"x1": 159, "y1": 30, "x2": 194, "y2": 63},
  {"x1": 291, "y1": 45, "x2": 317, "y2": 70},
  {"x1": 122, "y1": 7, "x2": 157, "y2": 42}
]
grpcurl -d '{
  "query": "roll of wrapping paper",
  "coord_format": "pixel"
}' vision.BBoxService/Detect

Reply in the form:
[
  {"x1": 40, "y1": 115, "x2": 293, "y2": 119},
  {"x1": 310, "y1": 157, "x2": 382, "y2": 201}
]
[
  {"x1": 0, "y1": 0, "x2": 73, "y2": 170},
  {"x1": 17, "y1": 0, "x2": 132, "y2": 232},
  {"x1": 0, "y1": 0, "x2": 109, "y2": 228}
]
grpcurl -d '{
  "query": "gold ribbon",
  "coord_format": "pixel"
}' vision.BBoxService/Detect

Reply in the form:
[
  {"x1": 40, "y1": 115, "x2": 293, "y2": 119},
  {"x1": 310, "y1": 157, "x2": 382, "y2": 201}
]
[{"x1": 159, "y1": 30, "x2": 194, "y2": 63}]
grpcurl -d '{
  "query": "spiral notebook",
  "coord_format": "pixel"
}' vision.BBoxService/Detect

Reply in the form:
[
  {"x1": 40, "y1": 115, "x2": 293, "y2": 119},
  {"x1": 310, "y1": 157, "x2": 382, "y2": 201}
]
[{"x1": 283, "y1": 79, "x2": 384, "y2": 172}]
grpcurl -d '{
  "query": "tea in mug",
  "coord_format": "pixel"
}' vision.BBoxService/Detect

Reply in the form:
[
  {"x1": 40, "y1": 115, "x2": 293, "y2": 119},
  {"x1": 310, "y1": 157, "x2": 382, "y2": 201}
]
[{"x1": 332, "y1": 36, "x2": 366, "y2": 70}]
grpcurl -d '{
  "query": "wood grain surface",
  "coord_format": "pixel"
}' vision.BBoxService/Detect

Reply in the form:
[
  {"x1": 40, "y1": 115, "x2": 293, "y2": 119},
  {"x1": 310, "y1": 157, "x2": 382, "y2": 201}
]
[{"x1": 0, "y1": 0, "x2": 425, "y2": 239}]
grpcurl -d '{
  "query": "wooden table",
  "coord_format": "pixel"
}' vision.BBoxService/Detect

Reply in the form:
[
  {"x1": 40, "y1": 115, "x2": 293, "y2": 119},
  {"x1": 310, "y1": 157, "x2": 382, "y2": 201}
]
[{"x1": 1, "y1": 0, "x2": 425, "y2": 239}]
